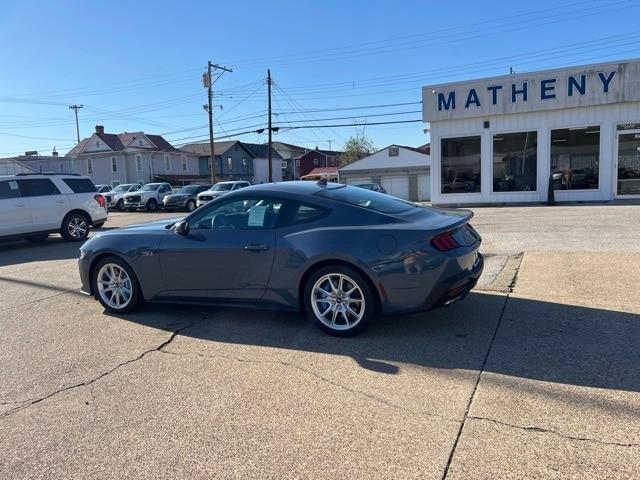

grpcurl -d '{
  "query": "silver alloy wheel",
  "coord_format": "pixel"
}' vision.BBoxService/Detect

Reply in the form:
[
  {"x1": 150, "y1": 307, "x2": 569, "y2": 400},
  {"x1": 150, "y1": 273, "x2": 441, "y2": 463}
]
[
  {"x1": 96, "y1": 263, "x2": 133, "y2": 310},
  {"x1": 311, "y1": 273, "x2": 365, "y2": 331},
  {"x1": 68, "y1": 217, "x2": 88, "y2": 239}
]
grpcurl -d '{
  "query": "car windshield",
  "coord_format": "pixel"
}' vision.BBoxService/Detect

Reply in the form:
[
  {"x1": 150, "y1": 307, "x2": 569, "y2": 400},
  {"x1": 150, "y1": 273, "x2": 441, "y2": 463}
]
[
  {"x1": 316, "y1": 185, "x2": 415, "y2": 214},
  {"x1": 112, "y1": 184, "x2": 132, "y2": 192},
  {"x1": 212, "y1": 183, "x2": 234, "y2": 191},
  {"x1": 142, "y1": 183, "x2": 162, "y2": 191},
  {"x1": 177, "y1": 185, "x2": 201, "y2": 194}
]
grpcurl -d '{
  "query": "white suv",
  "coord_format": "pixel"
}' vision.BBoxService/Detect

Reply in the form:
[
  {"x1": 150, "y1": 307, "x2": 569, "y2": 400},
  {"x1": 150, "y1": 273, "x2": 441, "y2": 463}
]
[
  {"x1": 0, "y1": 174, "x2": 108, "y2": 242},
  {"x1": 196, "y1": 181, "x2": 251, "y2": 208},
  {"x1": 123, "y1": 182, "x2": 172, "y2": 211}
]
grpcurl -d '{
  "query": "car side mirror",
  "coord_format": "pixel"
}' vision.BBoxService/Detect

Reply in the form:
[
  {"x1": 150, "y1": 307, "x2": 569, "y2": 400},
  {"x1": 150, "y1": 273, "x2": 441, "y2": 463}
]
[{"x1": 175, "y1": 220, "x2": 190, "y2": 236}]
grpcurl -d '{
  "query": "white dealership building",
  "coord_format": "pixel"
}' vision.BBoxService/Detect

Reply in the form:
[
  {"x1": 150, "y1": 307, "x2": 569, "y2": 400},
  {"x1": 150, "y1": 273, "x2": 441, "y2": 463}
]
[{"x1": 422, "y1": 59, "x2": 640, "y2": 205}]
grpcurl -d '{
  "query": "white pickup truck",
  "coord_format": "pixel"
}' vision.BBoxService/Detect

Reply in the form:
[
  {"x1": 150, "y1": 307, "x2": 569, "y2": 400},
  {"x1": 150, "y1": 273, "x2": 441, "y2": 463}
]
[{"x1": 123, "y1": 182, "x2": 172, "y2": 211}]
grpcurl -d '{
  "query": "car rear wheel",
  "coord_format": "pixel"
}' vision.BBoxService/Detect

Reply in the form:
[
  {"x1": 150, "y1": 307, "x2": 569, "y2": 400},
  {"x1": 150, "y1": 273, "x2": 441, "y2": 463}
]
[
  {"x1": 146, "y1": 199, "x2": 158, "y2": 212},
  {"x1": 186, "y1": 200, "x2": 196, "y2": 211},
  {"x1": 304, "y1": 266, "x2": 376, "y2": 336},
  {"x1": 93, "y1": 257, "x2": 142, "y2": 314},
  {"x1": 61, "y1": 212, "x2": 90, "y2": 242}
]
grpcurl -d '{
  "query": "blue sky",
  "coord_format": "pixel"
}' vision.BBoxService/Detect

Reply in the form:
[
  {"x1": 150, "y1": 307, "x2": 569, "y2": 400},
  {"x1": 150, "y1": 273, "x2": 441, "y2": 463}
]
[{"x1": 0, "y1": 0, "x2": 639, "y2": 156}]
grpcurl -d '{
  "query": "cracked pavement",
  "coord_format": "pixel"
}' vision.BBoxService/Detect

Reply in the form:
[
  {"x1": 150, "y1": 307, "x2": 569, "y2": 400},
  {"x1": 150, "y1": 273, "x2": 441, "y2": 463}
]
[{"x1": 0, "y1": 208, "x2": 639, "y2": 479}]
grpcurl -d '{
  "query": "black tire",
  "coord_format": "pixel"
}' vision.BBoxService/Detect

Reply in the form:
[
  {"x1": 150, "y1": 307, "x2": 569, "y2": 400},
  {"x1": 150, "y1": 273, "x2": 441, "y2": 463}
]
[
  {"x1": 60, "y1": 212, "x2": 90, "y2": 242},
  {"x1": 25, "y1": 233, "x2": 49, "y2": 243},
  {"x1": 303, "y1": 265, "x2": 376, "y2": 336},
  {"x1": 92, "y1": 256, "x2": 142, "y2": 314},
  {"x1": 116, "y1": 199, "x2": 124, "y2": 210},
  {"x1": 146, "y1": 199, "x2": 158, "y2": 212},
  {"x1": 93, "y1": 222, "x2": 105, "y2": 229},
  {"x1": 186, "y1": 200, "x2": 196, "y2": 212}
]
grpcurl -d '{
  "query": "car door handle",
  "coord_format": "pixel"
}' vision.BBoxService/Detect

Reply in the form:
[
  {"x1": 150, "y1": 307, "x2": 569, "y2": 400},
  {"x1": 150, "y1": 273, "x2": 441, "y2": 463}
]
[
  {"x1": 243, "y1": 244, "x2": 270, "y2": 252},
  {"x1": 55, "y1": 199, "x2": 65, "y2": 204}
]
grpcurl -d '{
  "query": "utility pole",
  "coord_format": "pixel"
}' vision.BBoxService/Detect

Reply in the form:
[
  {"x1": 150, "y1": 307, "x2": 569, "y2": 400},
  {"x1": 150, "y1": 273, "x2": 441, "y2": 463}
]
[
  {"x1": 267, "y1": 69, "x2": 273, "y2": 183},
  {"x1": 204, "y1": 61, "x2": 232, "y2": 185},
  {"x1": 69, "y1": 105, "x2": 83, "y2": 144}
]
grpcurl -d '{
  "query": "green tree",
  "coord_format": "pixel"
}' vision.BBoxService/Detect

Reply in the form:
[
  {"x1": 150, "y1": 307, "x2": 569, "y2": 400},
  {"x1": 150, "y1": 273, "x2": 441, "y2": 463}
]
[{"x1": 340, "y1": 135, "x2": 375, "y2": 167}]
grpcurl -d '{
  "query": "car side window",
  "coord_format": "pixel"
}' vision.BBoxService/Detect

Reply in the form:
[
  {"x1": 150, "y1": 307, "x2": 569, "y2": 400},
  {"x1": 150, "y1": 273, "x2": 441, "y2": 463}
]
[
  {"x1": 131, "y1": 185, "x2": 140, "y2": 191},
  {"x1": 0, "y1": 180, "x2": 21, "y2": 199},
  {"x1": 189, "y1": 197, "x2": 283, "y2": 231},
  {"x1": 17, "y1": 179, "x2": 61, "y2": 197},
  {"x1": 280, "y1": 202, "x2": 329, "y2": 226}
]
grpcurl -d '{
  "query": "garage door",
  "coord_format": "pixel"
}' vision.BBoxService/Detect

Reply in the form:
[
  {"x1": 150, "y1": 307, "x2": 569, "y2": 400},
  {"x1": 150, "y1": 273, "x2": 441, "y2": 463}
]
[
  {"x1": 346, "y1": 176, "x2": 371, "y2": 185},
  {"x1": 417, "y1": 174, "x2": 431, "y2": 201},
  {"x1": 381, "y1": 176, "x2": 409, "y2": 200}
]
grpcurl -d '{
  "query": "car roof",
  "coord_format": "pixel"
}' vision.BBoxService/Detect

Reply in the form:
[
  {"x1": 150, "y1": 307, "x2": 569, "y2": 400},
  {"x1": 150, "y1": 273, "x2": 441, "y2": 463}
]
[{"x1": 224, "y1": 180, "x2": 344, "y2": 197}]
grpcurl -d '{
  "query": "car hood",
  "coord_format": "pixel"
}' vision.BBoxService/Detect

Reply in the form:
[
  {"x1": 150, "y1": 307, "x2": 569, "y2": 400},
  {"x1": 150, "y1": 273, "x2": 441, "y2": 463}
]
[
  {"x1": 165, "y1": 194, "x2": 189, "y2": 200},
  {"x1": 200, "y1": 190, "x2": 227, "y2": 196},
  {"x1": 116, "y1": 217, "x2": 183, "y2": 232}
]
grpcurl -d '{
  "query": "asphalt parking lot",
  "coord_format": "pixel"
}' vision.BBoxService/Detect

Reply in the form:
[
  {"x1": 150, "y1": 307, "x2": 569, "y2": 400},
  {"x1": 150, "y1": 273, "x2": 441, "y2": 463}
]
[{"x1": 1, "y1": 206, "x2": 639, "y2": 479}]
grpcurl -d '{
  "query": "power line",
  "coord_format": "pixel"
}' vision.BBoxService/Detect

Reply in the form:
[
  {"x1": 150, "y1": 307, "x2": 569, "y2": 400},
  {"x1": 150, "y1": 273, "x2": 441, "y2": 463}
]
[{"x1": 223, "y1": 0, "x2": 633, "y2": 68}]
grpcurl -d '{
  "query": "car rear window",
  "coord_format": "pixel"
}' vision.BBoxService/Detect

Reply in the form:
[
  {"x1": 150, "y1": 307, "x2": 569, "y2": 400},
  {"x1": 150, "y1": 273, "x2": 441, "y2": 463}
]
[
  {"x1": 62, "y1": 178, "x2": 97, "y2": 193},
  {"x1": 316, "y1": 185, "x2": 415, "y2": 214}
]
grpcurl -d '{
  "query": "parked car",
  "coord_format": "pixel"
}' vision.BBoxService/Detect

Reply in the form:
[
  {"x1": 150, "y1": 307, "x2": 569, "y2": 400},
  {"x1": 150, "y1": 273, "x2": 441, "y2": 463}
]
[
  {"x1": 196, "y1": 181, "x2": 251, "y2": 208},
  {"x1": 354, "y1": 182, "x2": 387, "y2": 194},
  {"x1": 123, "y1": 182, "x2": 172, "y2": 211},
  {"x1": 0, "y1": 173, "x2": 107, "y2": 242},
  {"x1": 78, "y1": 181, "x2": 483, "y2": 336},
  {"x1": 95, "y1": 184, "x2": 112, "y2": 193},
  {"x1": 104, "y1": 183, "x2": 142, "y2": 210},
  {"x1": 163, "y1": 184, "x2": 212, "y2": 212}
]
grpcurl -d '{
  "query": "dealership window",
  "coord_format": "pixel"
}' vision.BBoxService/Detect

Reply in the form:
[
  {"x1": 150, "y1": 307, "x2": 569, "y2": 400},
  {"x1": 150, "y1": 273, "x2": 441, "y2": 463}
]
[
  {"x1": 111, "y1": 157, "x2": 118, "y2": 173},
  {"x1": 164, "y1": 154, "x2": 171, "y2": 171},
  {"x1": 492, "y1": 131, "x2": 537, "y2": 192},
  {"x1": 86, "y1": 158, "x2": 93, "y2": 174},
  {"x1": 136, "y1": 155, "x2": 143, "y2": 172},
  {"x1": 550, "y1": 126, "x2": 600, "y2": 190},
  {"x1": 181, "y1": 155, "x2": 188, "y2": 172},
  {"x1": 441, "y1": 136, "x2": 481, "y2": 194}
]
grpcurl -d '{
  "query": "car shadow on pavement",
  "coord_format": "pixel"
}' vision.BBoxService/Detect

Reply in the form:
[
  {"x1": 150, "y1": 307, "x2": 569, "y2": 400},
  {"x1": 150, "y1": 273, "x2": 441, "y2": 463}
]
[
  {"x1": 108, "y1": 291, "x2": 640, "y2": 394},
  {"x1": 0, "y1": 236, "x2": 83, "y2": 267}
]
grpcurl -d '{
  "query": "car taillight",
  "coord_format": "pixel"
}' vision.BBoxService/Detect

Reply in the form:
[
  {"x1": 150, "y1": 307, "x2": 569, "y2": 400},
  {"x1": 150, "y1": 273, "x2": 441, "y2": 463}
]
[
  {"x1": 94, "y1": 194, "x2": 106, "y2": 208},
  {"x1": 431, "y1": 230, "x2": 460, "y2": 251}
]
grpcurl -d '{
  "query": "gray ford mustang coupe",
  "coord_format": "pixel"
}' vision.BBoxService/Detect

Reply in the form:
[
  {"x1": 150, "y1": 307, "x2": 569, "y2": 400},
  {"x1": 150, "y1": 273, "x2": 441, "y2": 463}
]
[{"x1": 79, "y1": 181, "x2": 483, "y2": 336}]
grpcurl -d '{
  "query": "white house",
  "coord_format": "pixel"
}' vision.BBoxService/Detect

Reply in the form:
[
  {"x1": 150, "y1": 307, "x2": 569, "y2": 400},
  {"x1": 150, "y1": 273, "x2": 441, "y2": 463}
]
[
  {"x1": 338, "y1": 145, "x2": 431, "y2": 201},
  {"x1": 66, "y1": 126, "x2": 201, "y2": 187},
  {"x1": 423, "y1": 58, "x2": 640, "y2": 205}
]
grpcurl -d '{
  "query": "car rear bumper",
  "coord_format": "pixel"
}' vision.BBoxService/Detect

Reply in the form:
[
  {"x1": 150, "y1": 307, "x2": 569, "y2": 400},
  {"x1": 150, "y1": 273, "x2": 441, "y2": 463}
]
[{"x1": 381, "y1": 250, "x2": 484, "y2": 315}]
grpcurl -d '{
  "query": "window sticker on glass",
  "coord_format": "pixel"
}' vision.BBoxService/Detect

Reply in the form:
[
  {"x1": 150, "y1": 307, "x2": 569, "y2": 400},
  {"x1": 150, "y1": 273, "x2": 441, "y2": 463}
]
[{"x1": 248, "y1": 205, "x2": 267, "y2": 226}]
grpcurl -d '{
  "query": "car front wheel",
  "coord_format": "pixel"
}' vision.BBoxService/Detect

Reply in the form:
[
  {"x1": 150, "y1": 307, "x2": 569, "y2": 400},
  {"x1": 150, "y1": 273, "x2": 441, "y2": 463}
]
[
  {"x1": 304, "y1": 266, "x2": 376, "y2": 336},
  {"x1": 186, "y1": 200, "x2": 196, "y2": 211},
  {"x1": 93, "y1": 256, "x2": 142, "y2": 314},
  {"x1": 61, "y1": 213, "x2": 90, "y2": 242},
  {"x1": 146, "y1": 199, "x2": 158, "y2": 212}
]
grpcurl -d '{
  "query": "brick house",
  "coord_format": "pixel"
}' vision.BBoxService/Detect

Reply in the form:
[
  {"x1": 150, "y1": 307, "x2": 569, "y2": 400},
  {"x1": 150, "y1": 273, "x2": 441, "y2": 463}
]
[{"x1": 294, "y1": 148, "x2": 342, "y2": 178}]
